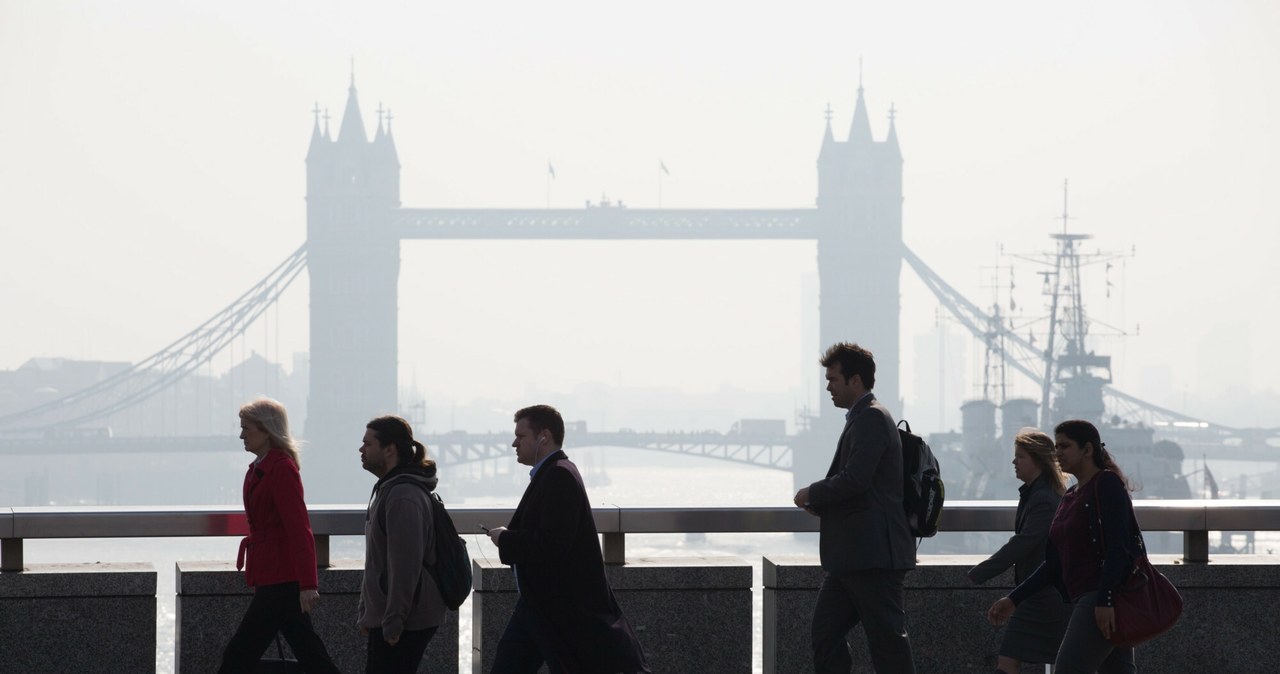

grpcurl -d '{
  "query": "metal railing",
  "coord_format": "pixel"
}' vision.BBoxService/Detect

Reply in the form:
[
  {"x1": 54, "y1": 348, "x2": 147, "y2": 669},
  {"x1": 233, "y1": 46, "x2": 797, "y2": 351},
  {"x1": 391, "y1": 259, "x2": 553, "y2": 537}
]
[{"x1": 4, "y1": 501, "x2": 1280, "y2": 572}]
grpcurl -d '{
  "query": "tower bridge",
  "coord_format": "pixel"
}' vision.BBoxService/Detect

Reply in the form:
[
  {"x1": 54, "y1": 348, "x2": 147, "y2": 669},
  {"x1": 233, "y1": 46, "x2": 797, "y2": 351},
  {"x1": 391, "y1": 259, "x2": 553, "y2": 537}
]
[
  {"x1": 302, "y1": 77, "x2": 901, "y2": 499},
  {"x1": 2, "y1": 77, "x2": 1275, "y2": 504}
]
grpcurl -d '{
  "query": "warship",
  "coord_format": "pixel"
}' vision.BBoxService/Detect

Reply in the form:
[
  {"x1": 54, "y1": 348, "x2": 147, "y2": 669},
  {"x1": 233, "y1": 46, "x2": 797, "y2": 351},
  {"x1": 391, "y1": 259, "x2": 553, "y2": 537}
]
[{"x1": 927, "y1": 187, "x2": 1192, "y2": 500}]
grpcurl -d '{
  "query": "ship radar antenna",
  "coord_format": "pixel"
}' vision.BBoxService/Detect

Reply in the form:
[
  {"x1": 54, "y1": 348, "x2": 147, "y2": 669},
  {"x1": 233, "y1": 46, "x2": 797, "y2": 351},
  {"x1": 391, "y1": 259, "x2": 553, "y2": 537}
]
[{"x1": 1060, "y1": 178, "x2": 1072, "y2": 234}]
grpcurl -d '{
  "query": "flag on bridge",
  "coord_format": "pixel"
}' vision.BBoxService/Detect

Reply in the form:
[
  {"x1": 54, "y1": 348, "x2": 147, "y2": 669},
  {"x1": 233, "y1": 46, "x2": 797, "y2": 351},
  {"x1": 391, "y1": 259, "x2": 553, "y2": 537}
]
[
  {"x1": 548, "y1": 162, "x2": 556, "y2": 179},
  {"x1": 1205, "y1": 464, "x2": 1219, "y2": 499},
  {"x1": 660, "y1": 160, "x2": 670, "y2": 176}
]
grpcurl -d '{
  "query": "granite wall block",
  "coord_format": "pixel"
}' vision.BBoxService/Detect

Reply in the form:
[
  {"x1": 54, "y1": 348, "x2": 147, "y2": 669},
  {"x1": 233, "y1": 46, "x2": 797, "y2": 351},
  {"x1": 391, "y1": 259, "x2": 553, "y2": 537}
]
[
  {"x1": 472, "y1": 557, "x2": 752, "y2": 674},
  {"x1": 176, "y1": 560, "x2": 458, "y2": 674},
  {"x1": 0, "y1": 562, "x2": 156, "y2": 674}
]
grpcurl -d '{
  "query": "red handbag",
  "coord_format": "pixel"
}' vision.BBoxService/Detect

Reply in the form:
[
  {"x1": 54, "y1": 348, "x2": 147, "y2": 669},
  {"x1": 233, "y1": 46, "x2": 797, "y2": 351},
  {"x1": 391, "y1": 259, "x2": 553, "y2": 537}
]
[
  {"x1": 1094, "y1": 476, "x2": 1184, "y2": 647},
  {"x1": 1108, "y1": 554, "x2": 1184, "y2": 647}
]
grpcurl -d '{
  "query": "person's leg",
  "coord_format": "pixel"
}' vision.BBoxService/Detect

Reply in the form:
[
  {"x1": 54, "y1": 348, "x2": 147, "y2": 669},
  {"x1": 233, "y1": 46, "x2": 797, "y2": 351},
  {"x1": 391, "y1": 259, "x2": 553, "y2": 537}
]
[
  {"x1": 280, "y1": 612, "x2": 340, "y2": 673},
  {"x1": 1053, "y1": 592, "x2": 1126, "y2": 674},
  {"x1": 812, "y1": 573, "x2": 861, "y2": 674},
  {"x1": 389, "y1": 627, "x2": 439, "y2": 674},
  {"x1": 272, "y1": 583, "x2": 340, "y2": 674},
  {"x1": 491, "y1": 599, "x2": 548, "y2": 674},
  {"x1": 1096, "y1": 643, "x2": 1135, "y2": 674},
  {"x1": 218, "y1": 584, "x2": 289, "y2": 674},
  {"x1": 849, "y1": 570, "x2": 916, "y2": 674},
  {"x1": 367, "y1": 628, "x2": 394, "y2": 674},
  {"x1": 366, "y1": 627, "x2": 439, "y2": 674},
  {"x1": 995, "y1": 655, "x2": 1022, "y2": 673}
]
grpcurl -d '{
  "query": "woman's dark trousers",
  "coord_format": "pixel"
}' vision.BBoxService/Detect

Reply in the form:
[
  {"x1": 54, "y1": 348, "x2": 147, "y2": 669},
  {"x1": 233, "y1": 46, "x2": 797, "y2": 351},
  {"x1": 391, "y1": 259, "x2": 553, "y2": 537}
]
[{"x1": 217, "y1": 581, "x2": 340, "y2": 674}]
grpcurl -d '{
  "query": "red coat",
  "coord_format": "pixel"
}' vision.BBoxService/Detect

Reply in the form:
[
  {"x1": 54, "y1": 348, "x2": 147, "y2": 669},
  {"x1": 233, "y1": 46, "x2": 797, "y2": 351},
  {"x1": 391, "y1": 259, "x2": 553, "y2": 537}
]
[{"x1": 236, "y1": 449, "x2": 319, "y2": 590}]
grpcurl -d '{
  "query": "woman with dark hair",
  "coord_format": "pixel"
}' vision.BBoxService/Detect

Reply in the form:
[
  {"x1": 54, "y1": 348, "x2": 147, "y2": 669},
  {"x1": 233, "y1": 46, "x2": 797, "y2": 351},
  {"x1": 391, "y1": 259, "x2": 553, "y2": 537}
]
[
  {"x1": 219, "y1": 398, "x2": 339, "y2": 673},
  {"x1": 969, "y1": 429, "x2": 1071, "y2": 673},
  {"x1": 358, "y1": 414, "x2": 446, "y2": 673},
  {"x1": 987, "y1": 419, "x2": 1143, "y2": 673}
]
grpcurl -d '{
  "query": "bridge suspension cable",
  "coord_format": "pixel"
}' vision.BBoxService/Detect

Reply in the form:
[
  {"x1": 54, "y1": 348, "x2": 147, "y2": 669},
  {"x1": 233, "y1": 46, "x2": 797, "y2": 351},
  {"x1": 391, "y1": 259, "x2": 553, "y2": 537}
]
[{"x1": 0, "y1": 245, "x2": 308, "y2": 432}]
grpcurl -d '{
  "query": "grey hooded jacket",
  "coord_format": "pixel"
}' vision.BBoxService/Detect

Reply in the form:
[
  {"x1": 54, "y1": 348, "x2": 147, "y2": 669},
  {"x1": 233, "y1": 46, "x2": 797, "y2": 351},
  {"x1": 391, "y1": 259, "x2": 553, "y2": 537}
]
[{"x1": 358, "y1": 467, "x2": 447, "y2": 640}]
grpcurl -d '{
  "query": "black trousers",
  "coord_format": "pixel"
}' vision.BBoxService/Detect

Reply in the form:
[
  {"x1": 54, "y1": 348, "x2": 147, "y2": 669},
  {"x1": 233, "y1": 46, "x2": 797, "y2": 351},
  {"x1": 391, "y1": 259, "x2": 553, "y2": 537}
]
[
  {"x1": 811, "y1": 570, "x2": 916, "y2": 674},
  {"x1": 491, "y1": 598, "x2": 565, "y2": 674},
  {"x1": 218, "y1": 581, "x2": 340, "y2": 674},
  {"x1": 365, "y1": 626, "x2": 439, "y2": 674}
]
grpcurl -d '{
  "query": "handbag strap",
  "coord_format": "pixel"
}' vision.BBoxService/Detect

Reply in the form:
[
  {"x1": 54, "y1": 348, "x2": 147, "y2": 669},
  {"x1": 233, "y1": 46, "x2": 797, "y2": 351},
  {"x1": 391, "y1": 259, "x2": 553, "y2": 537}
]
[{"x1": 1092, "y1": 472, "x2": 1148, "y2": 569}]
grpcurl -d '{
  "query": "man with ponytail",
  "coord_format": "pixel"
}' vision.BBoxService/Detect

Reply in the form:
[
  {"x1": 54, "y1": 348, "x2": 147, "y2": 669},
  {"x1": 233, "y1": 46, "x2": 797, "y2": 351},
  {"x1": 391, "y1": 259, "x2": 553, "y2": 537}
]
[{"x1": 358, "y1": 415, "x2": 446, "y2": 673}]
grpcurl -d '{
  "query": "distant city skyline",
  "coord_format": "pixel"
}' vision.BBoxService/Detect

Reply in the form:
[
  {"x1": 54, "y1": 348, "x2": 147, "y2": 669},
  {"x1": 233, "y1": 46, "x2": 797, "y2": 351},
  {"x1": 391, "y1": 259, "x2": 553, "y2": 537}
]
[{"x1": 2, "y1": 1, "x2": 1278, "y2": 430}]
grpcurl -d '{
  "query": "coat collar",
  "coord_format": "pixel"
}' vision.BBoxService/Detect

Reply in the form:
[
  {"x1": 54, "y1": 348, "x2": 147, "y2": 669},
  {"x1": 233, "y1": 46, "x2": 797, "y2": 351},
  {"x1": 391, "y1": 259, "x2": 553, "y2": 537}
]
[
  {"x1": 529, "y1": 449, "x2": 568, "y2": 483},
  {"x1": 250, "y1": 448, "x2": 292, "y2": 474},
  {"x1": 1019, "y1": 472, "x2": 1047, "y2": 498},
  {"x1": 844, "y1": 391, "x2": 877, "y2": 422}
]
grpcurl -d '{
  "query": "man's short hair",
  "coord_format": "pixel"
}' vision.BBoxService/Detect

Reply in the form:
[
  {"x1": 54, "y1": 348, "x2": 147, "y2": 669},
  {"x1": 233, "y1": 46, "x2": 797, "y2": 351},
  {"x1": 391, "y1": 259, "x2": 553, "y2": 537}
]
[
  {"x1": 514, "y1": 404, "x2": 566, "y2": 447},
  {"x1": 820, "y1": 342, "x2": 876, "y2": 389}
]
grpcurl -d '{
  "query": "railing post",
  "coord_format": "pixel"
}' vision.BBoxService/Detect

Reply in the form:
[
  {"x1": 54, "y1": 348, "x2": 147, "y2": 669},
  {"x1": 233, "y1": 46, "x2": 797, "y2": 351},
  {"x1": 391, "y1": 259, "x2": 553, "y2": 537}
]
[
  {"x1": 1183, "y1": 529, "x2": 1209, "y2": 563},
  {"x1": 314, "y1": 534, "x2": 330, "y2": 568},
  {"x1": 1, "y1": 538, "x2": 22, "y2": 572},
  {"x1": 602, "y1": 532, "x2": 625, "y2": 565}
]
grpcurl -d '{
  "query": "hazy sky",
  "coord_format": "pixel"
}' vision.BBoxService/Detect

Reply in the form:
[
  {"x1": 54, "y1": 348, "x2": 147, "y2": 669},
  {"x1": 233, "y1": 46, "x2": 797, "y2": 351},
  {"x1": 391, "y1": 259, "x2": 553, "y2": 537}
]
[{"x1": 2, "y1": 1, "x2": 1278, "y2": 428}]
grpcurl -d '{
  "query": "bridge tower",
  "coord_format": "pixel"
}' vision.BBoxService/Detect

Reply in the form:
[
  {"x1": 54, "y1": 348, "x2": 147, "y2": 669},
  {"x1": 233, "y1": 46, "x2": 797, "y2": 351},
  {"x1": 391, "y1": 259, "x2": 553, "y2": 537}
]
[
  {"x1": 304, "y1": 79, "x2": 401, "y2": 499},
  {"x1": 814, "y1": 85, "x2": 903, "y2": 415},
  {"x1": 795, "y1": 85, "x2": 904, "y2": 490}
]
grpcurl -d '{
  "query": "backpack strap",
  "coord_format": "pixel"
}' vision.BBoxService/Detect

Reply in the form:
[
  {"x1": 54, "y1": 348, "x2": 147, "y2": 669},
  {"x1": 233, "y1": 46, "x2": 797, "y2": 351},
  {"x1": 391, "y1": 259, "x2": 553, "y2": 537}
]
[{"x1": 374, "y1": 476, "x2": 429, "y2": 527}]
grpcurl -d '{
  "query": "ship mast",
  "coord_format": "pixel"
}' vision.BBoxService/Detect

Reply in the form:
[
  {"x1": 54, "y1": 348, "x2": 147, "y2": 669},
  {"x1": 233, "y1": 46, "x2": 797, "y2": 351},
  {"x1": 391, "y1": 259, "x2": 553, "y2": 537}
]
[{"x1": 1027, "y1": 180, "x2": 1130, "y2": 426}]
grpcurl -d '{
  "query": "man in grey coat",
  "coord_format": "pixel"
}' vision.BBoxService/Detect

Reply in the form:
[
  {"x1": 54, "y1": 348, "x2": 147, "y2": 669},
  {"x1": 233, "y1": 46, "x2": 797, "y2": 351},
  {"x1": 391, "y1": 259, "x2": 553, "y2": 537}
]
[
  {"x1": 359, "y1": 415, "x2": 447, "y2": 673},
  {"x1": 794, "y1": 342, "x2": 917, "y2": 673}
]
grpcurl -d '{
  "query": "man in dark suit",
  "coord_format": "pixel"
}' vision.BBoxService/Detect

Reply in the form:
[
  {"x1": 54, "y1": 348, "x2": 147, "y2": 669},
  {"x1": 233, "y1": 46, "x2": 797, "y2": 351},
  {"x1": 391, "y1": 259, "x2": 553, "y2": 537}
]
[
  {"x1": 486, "y1": 404, "x2": 650, "y2": 674},
  {"x1": 794, "y1": 343, "x2": 917, "y2": 673}
]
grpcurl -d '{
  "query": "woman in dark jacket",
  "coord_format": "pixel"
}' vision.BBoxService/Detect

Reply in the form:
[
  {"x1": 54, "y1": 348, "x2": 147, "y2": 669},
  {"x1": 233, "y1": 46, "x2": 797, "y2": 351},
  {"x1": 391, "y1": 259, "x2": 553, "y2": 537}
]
[
  {"x1": 969, "y1": 428, "x2": 1071, "y2": 673},
  {"x1": 218, "y1": 398, "x2": 339, "y2": 673},
  {"x1": 987, "y1": 419, "x2": 1142, "y2": 673}
]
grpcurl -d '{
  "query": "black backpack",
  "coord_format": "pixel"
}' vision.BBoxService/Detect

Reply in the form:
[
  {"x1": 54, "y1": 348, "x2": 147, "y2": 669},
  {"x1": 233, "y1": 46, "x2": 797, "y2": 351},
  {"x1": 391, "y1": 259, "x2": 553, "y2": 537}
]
[
  {"x1": 897, "y1": 419, "x2": 945, "y2": 538},
  {"x1": 377, "y1": 482, "x2": 473, "y2": 610}
]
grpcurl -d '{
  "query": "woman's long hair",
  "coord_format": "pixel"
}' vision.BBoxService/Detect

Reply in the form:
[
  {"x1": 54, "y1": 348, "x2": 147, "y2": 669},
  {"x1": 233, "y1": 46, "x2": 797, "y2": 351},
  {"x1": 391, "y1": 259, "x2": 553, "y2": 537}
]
[
  {"x1": 366, "y1": 415, "x2": 435, "y2": 472},
  {"x1": 239, "y1": 397, "x2": 302, "y2": 467},
  {"x1": 1054, "y1": 418, "x2": 1133, "y2": 491},
  {"x1": 1014, "y1": 428, "x2": 1067, "y2": 495}
]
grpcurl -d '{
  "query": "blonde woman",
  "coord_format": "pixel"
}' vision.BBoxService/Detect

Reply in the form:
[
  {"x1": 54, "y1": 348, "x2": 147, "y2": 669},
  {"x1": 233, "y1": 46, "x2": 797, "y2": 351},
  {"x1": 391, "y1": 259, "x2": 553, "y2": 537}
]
[
  {"x1": 969, "y1": 429, "x2": 1071, "y2": 673},
  {"x1": 218, "y1": 398, "x2": 339, "y2": 673}
]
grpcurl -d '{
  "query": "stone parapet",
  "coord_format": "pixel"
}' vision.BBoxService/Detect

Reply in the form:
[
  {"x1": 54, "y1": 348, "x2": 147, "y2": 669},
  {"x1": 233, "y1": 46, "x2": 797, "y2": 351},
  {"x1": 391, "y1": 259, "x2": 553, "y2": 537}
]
[
  {"x1": 0, "y1": 562, "x2": 156, "y2": 674},
  {"x1": 764, "y1": 555, "x2": 1005, "y2": 673},
  {"x1": 472, "y1": 556, "x2": 752, "y2": 673},
  {"x1": 764, "y1": 554, "x2": 1280, "y2": 673},
  {"x1": 1141, "y1": 554, "x2": 1280, "y2": 672},
  {"x1": 175, "y1": 560, "x2": 458, "y2": 673}
]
